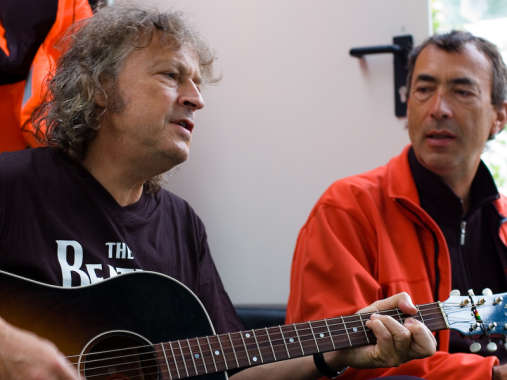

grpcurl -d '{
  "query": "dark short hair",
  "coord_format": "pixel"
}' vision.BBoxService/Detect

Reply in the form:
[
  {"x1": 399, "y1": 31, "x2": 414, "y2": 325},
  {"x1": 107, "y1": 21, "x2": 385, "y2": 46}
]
[
  {"x1": 31, "y1": 4, "x2": 216, "y2": 192},
  {"x1": 406, "y1": 30, "x2": 507, "y2": 109}
]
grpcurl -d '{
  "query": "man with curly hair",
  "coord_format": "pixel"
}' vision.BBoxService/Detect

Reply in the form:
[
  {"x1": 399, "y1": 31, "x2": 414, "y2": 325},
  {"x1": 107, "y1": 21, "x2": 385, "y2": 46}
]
[{"x1": 0, "y1": 4, "x2": 436, "y2": 379}]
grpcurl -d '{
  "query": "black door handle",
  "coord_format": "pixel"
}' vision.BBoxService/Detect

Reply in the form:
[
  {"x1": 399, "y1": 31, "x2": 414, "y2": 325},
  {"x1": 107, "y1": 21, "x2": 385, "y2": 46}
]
[{"x1": 350, "y1": 35, "x2": 413, "y2": 117}]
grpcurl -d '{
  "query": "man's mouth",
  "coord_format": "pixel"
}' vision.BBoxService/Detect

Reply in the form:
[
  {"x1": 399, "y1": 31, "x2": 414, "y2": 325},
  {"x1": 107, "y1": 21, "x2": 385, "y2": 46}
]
[
  {"x1": 426, "y1": 130, "x2": 456, "y2": 139},
  {"x1": 173, "y1": 119, "x2": 194, "y2": 133},
  {"x1": 424, "y1": 129, "x2": 457, "y2": 147}
]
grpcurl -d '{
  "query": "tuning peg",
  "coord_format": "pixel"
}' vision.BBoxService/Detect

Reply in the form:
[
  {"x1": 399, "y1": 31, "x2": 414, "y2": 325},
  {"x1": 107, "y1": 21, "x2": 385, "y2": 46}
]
[
  {"x1": 494, "y1": 296, "x2": 503, "y2": 305},
  {"x1": 450, "y1": 289, "x2": 461, "y2": 296},
  {"x1": 460, "y1": 298, "x2": 470, "y2": 307},
  {"x1": 488, "y1": 322, "x2": 498, "y2": 331},
  {"x1": 469, "y1": 342, "x2": 481, "y2": 353},
  {"x1": 486, "y1": 341, "x2": 498, "y2": 352},
  {"x1": 482, "y1": 288, "x2": 493, "y2": 296},
  {"x1": 467, "y1": 289, "x2": 475, "y2": 297}
]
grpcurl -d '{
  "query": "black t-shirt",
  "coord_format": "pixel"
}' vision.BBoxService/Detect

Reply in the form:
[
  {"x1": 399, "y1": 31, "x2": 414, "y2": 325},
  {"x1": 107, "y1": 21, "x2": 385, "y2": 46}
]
[{"x1": 0, "y1": 147, "x2": 243, "y2": 334}]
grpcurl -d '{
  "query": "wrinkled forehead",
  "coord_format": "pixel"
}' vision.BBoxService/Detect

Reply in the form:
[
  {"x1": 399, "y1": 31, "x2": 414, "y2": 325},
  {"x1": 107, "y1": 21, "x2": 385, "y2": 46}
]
[
  {"x1": 142, "y1": 30, "x2": 202, "y2": 72},
  {"x1": 413, "y1": 43, "x2": 493, "y2": 85}
]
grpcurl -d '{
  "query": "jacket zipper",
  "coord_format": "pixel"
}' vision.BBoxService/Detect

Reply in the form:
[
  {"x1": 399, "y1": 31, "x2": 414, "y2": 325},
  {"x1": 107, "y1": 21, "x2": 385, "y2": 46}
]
[
  {"x1": 460, "y1": 220, "x2": 467, "y2": 246},
  {"x1": 396, "y1": 198, "x2": 441, "y2": 350}
]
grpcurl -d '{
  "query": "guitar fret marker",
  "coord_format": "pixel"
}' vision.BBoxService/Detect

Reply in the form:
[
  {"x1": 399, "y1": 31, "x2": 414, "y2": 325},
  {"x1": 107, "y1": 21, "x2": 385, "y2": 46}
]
[
  {"x1": 217, "y1": 335, "x2": 228, "y2": 369},
  {"x1": 358, "y1": 314, "x2": 370, "y2": 344},
  {"x1": 215, "y1": 335, "x2": 229, "y2": 370},
  {"x1": 206, "y1": 336, "x2": 218, "y2": 371},
  {"x1": 308, "y1": 322, "x2": 319, "y2": 351},
  {"x1": 417, "y1": 306, "x2": 425, "y2": 324},
  {"x1": 253, "y1": 356, "x2": 258, "y2": 362},
  {"x1": 319, "y1": 333, "x2": 325, "y2": 338},
  {"x1": 265, "y1": 327, "x2": 277, "y2": 361},
  {"x1": 228, "y1": 333, "x2": 240, "y2": 368},
  {"x1": 196, "y1": 338, "x2": 207, "y2": 374},
  {"x1": 240, "y1": 331, "x2": 252, "y2": 365},
  {"x1": 169, "y1": 342, "x2": 180, "y2": 379},
  {"x1": 279, "y1": 326, "x2": 291, "y2": 358},
  {"x1": 194, "y1": 353, "x2": 200, "y2": 359},
  {"x1": 293, "y1": 324, "x2": 305, "y2": 355},
  {"x1": 325, "y1": 319, "x2": 337, "y2": 350},
  {"x1": 252, "y1": 330, "x2": 264, "y2": 363},
  {"x1": 186, "y1": 339, "x2": 198, "y2": 375},
  {"x1": 352, "y1": 327, "x2": 358, "y2": 333},
  {"x1": 341, "y1": 316, "x2": 352, "y2": 347},
  {"x1": 289, "y1": 337, "x2": 295, "y2": 343},
  {"x1": 395, "y1": 309, "x2": 403, "y2": 325},
  {"x1": 214, "y1": 350, "x2": 220, "y2": 356},
  {"x1": 177, "y1": 340, "x2": 190, "y2": 377},
  {"x1": 160, "y1": 343, "x2": 172, "y2": 379},
  {"x1": 245, "y1": 333, "x2": 251, "y2": 338}
]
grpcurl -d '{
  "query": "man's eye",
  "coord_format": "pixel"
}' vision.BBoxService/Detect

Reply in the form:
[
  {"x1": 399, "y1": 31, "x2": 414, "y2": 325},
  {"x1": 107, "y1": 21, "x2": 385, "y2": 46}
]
[
  {"x1": 455, "y1": 89, "x2": 473, "y2": 97},
  {"x1": 164, "y1": 72, "x2": 178, "y2": 80},
  {"x1": 415, "y1": 86, "x2": 430, "y2": 93},
  {"x1": 412, "y1": 86, "x2": 433, "y2": 100}
]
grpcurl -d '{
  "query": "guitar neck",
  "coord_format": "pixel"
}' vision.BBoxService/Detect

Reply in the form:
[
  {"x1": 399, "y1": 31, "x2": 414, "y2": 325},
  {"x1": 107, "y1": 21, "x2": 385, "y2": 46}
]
[{"x1": 154, "y1": 302, "x2": 448, "y2": 378}]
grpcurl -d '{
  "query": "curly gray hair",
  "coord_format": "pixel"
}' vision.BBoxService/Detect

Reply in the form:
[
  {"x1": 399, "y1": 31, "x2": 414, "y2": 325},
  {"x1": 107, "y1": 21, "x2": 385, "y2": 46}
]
[{"x1": 31, "y1": 3, "x2": 216, "y2": 192}]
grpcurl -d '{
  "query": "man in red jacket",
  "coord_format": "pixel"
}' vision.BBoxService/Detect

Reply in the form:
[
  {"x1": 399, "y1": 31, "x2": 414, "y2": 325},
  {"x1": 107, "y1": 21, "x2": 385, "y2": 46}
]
[{"x1": 287, "y1": 30, "x2": 507, "y2": 379}]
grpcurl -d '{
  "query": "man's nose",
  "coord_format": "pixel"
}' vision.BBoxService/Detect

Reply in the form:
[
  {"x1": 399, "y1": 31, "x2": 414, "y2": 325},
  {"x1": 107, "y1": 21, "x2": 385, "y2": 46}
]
[
  {"x1": 178, "y1": 80, "x2": 205, "y2": 110},
  {"x1": 429, "y1": 91, "x2": 453, "y2": 120}
]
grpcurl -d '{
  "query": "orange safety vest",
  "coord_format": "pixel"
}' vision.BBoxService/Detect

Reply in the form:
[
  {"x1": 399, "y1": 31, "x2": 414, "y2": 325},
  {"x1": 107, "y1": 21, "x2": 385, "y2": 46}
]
[{"x1": 0, "y1": 0, "x2": 92, "y2": 152}]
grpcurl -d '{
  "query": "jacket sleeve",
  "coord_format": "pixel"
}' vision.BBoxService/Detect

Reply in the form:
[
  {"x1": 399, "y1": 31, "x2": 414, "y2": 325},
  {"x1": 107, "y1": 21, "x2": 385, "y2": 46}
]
[{"x1": 285, "y1": 202, "x2": 498, "y2": 380}]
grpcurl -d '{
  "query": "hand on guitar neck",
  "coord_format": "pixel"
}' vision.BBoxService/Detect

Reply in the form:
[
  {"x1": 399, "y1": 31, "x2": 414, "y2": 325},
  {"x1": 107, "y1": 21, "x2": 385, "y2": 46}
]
[
  {"x1": 323, "y1": 292, "x2": 436, "y2": 371},
  {"x1": 0, "y1": 317, "x2": 81, "y2": 380},
  {"x1": 231, "y1": 292, "x2": 436, "y2": 380}
]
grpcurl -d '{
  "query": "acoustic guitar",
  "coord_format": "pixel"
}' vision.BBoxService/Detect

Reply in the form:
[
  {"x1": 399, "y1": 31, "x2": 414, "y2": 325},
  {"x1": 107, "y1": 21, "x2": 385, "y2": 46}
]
[{"x1": 0, "y1": 270, "x2": 505, "y2": 379}]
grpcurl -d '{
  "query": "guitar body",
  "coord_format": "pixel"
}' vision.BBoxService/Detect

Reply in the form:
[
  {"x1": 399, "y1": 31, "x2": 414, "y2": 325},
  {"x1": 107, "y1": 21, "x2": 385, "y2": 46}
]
[{"x1": 0, "y1": 270, "x2": 227, "y2": 380}]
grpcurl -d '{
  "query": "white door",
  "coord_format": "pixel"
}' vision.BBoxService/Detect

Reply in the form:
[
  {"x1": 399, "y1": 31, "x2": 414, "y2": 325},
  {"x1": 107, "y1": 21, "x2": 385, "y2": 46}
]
[{"x1": 147, "y1": 0, "x2": 431, "y2": 304}]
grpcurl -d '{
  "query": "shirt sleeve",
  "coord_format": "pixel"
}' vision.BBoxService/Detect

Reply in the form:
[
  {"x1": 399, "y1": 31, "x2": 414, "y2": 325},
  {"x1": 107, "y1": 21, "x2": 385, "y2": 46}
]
[{"x1": 286, "y1": 202, "x2": 498, "y2": 380}]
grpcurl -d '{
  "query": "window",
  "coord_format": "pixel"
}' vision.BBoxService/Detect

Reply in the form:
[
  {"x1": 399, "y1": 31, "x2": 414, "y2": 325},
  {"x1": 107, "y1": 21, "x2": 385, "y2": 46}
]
[{"x1": 432, "y1": 0, "x2": 507, "y2": 192}]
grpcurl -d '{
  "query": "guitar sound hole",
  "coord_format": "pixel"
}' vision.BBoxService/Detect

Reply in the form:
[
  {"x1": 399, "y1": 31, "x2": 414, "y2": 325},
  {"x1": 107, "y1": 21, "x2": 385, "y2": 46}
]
[{"x1": 80, "y1": 331, "x2": 160, "y2": 380}]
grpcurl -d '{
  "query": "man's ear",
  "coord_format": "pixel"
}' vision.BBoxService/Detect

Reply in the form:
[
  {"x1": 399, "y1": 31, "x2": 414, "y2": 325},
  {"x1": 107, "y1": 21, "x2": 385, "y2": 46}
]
[
  {"x1": 492, "y1": 101, "x2": 507, "y2": 137},
  {"x1": 95, "y1": 88, "x2": 107, "y2": 108},
  {"x1": 95, "y1": 74, "x2": 114, "y2": 108}
]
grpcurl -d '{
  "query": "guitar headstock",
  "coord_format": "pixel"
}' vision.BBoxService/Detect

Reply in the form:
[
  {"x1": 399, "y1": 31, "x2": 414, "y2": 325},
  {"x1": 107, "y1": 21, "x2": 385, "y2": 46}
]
[{"x1": 441, "y1": 289, "x2": 507, "y2": 340}]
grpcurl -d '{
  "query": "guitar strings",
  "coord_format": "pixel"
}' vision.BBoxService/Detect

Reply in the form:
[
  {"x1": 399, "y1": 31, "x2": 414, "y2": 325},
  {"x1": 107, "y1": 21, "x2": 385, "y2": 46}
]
[
  {"x1": 67, "y1": 303, "x2": 459, "y2": 378},
  {"x1": 68, "y1": 308, "x2": 456, "y2": 378},
  {"x1": 65, "y1": 304, "x2": 442, "y2": 361},
  {"x1": 73, "y1": 301, "x2": 475, "y2": 365},
  {"x1": 75, "y1": 315, "x2": 467, "y2": 379},
  {"x1": 79, "y1": 307, "x2": 447, "y2": 380},
  {"x1": 67, "y1": 305, "x2": 451, "y2": 370}
]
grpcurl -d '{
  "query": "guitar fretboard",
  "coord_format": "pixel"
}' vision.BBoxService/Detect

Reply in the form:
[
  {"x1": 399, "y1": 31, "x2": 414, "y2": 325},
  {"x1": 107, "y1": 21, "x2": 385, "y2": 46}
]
[{"x1": 122, "y1": 302, "x2": 447, "y2": 379}]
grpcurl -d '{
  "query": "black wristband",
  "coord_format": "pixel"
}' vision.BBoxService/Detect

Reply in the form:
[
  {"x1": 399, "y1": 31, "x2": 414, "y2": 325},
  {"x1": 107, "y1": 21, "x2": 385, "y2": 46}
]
[{"x1": 313, "y1": 353, "x2": 348, "y2": 378}]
